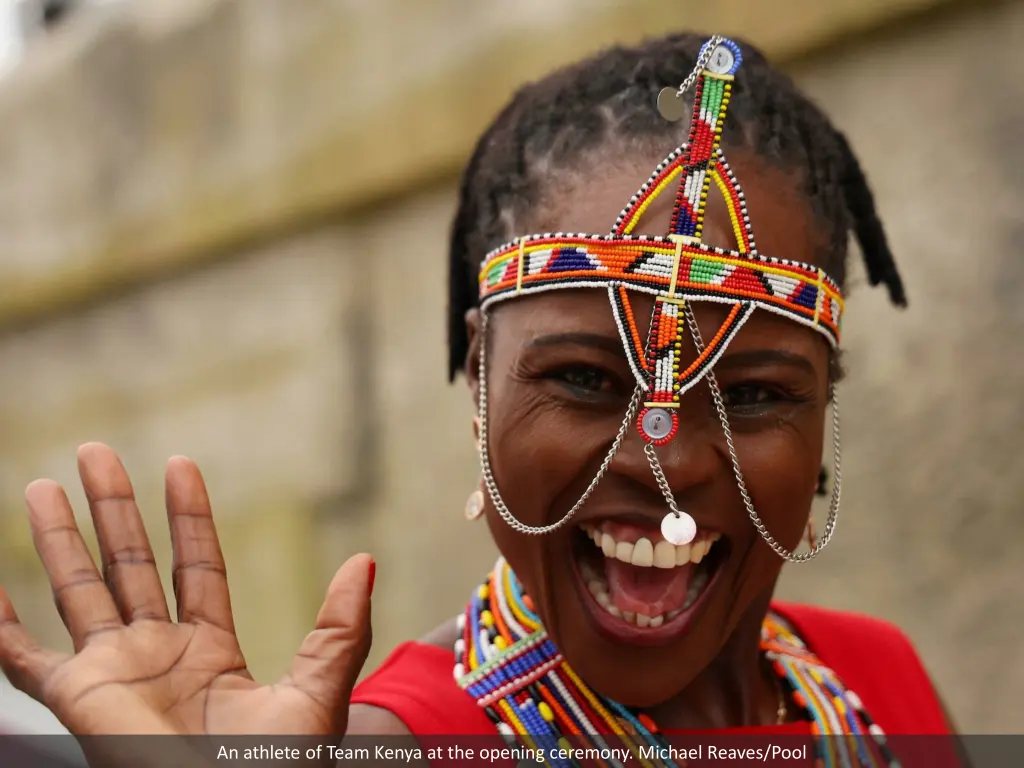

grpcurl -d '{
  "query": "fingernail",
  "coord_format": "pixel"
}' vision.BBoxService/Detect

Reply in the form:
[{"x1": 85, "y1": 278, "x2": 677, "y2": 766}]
[{"x1": 368, "y1": 559, "x2": 376, "y2": 596}]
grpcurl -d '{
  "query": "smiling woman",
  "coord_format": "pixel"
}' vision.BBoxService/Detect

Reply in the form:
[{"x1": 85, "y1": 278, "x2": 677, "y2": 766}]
[
  {"x1": 0, "y1": 30, "x2": 959, "y2": 768},
  {"x1": 353, "y1": 31, "x2": 953, "y2": 759}
]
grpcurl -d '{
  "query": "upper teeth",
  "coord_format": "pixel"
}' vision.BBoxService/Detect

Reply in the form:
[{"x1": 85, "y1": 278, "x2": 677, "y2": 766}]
[{"x1": 581, "y1": 523, "x2": 720, "y2": 568}]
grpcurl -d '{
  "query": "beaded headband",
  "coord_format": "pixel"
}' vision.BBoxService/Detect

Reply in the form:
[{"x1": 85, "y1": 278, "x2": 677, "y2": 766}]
[{"x1": 475, "y1": 37, "x2": 841, "y2": 560}]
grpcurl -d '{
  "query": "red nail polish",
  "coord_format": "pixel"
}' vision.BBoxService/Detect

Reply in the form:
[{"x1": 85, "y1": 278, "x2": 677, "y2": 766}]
[{"x1": 368, "y1": 559, "x2": 376, "y2": 596}]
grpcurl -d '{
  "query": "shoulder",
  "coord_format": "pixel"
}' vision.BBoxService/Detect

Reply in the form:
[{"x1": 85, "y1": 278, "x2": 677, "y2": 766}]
[
  {"x1": 772, "y1": 600, "x2": 916, "y2": 650},
  {"x1": 350, "y1": 620, "x2": 495, "y2": 736},
  {"x1": 771, "y1": 601, "x2": 951, "y2": 735},
  {"x1": 771, "y1": 600, "x2": 929, "y2": 673}
]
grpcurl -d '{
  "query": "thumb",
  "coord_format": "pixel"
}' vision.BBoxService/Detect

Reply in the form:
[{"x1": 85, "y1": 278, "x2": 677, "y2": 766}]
[{"x1": 284, "y1": 553, "x2": 374, "y2": 730}]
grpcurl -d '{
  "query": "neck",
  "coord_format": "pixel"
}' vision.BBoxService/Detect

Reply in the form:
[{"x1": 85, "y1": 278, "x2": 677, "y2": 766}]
[{"x1": 641, "y1": 589, "x2": 781, "y2": 730}]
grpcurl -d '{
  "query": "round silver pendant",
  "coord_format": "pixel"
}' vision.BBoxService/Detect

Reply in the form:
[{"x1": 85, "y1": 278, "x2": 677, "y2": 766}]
[
  {"x1": 641, "y1": 408, "x2": 673, "y2": 441},
  {"x1": 657, "y1": 87, "x2": 686, "y2": 122},
  {"x1": 661, "y1": 511, "x2": 697, "y2": 546},
  {"x1": 707, "y1": 44, "x2": 735, "y2": 74}
]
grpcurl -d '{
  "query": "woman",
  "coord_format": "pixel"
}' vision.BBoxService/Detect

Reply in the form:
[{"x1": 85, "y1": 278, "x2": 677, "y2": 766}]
[{"x1": 0, "y1": 32, "x2": 959, "y2": 767}]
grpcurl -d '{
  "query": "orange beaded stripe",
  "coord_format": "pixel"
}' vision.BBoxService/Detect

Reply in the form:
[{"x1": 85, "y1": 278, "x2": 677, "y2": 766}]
[{"x1": 478, "y1": 234, "x2": 844, "y2": 346}]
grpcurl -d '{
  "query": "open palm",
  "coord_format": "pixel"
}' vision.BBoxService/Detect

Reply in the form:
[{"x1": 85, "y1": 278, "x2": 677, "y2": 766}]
[{"x1": 0, "y1": 443, "x2": 373, "y2": 742}]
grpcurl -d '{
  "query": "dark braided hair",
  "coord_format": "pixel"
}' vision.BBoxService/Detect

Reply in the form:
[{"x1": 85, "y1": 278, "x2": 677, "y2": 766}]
[{"x1": 447, "y1": 33, "x2": 906, "y2": 381}]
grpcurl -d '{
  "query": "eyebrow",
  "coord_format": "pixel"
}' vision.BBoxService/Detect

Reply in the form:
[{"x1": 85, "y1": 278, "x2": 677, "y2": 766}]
[
  {"x1": 526, "y1": 332, "x2": 625, "y2": 356},
  {"x1": 528, "y1": 333, "x2": 816, "y2": 375},
  {"x1": 715, "y1": 349, "x2": 817, "y2": 375}
]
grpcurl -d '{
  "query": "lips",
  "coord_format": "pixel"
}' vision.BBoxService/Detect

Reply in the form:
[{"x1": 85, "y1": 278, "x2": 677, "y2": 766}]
[{"x1": 569, "y1": 517, "x2": 727, "y2": 644}]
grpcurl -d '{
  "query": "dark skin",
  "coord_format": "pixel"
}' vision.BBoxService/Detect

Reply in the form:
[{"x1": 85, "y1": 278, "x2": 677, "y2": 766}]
[
  {"x1": 0, "y1": 146, "x2": 962, "y2": 762},
  {"x1": 459, "y1": 146, "x2": 829, "y2": 729}
]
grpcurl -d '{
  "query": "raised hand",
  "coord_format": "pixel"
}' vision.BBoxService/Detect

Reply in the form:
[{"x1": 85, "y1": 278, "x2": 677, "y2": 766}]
[{"x1": 0, "y1": 443, "x2": 374, "y2": 741}]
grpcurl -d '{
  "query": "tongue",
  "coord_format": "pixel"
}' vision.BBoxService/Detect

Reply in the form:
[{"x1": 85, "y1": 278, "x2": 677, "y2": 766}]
[{"x1": 605, "y1": 557, "x2": 694, "y2": 616}]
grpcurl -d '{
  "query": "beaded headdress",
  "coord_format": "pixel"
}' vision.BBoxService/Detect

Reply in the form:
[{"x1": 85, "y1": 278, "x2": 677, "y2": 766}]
[{"x1": 476, "y1": 36, "x2": 841, "y2": 561}]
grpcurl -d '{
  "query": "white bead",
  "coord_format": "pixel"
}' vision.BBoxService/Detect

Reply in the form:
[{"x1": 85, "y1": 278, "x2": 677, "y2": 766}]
[
  {"x1": 497, "y1": 723, "x2": 516, "y2": 745},
  {"x1": 661, "y1": 511, "x2": 697, "y2": 545}
]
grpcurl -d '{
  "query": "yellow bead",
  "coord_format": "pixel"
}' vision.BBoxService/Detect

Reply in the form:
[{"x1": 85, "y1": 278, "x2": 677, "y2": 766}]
[
  {"x1": 478, "y1": 585, "x2": 489, "y2": 599},
  {"x1": 481, "y1": 610, "x2": 494, "y2": 627},
  {"x1": 538, "y1": 702, "x2": 554, "y2": 721},
  {"x1": 494, "y1": 635, "x2": 507, "y2": 650}
]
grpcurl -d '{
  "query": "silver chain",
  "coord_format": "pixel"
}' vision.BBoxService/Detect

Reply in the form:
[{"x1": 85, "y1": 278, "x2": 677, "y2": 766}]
[
  {"x1": 676, "y1": 35, "x2": 724, "y2": 97},
  {"x1": 644, "y1": 441, "x2": 687, "y2": 519},
  {"x1": 682, "y1": 302, "x2": 841, "y2": 562},
  {"x1": 476, "y1": 311, "x2": 643, "y2": 535}
]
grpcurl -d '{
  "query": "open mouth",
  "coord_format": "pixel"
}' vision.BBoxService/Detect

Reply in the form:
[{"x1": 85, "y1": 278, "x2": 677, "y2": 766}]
[{"x1": 570, "y1": 518, "x2": 729, "y2": 645}]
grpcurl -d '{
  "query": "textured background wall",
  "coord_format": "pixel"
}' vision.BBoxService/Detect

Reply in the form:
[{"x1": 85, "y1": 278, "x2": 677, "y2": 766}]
[
  {"x1": 776, "y1": 5, "x2": 1024, "y2": 730},
  {"x1": 1, "y1": 0, "x2": 1020, "y2": 735}
]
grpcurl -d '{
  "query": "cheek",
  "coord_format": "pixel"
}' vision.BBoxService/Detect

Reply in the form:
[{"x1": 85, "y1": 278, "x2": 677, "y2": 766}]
[
  {"x1": 725, "y1": 409, "x2": 826, "y2": 603},
  {"x1": 748, "y1": 422, "x2": 822, "y2": 541},
  {"x1": 482, "y1": 376, "x2": 619, "y2": 527},
  {"x1": 480, "y1": 377, "x2": 624, "y2": 633},
  {"x1": 745, "y1": 438, "x2": 815, "y2": 552}
]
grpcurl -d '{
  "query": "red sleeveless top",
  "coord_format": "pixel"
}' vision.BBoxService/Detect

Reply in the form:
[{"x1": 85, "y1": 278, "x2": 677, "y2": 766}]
[{"x1": 352, "y1": 601, "x2": 954, "y2": 764}]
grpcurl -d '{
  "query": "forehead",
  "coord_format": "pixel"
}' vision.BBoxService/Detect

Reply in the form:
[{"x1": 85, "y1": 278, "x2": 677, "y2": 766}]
[
  {"x1": 492, "y1": 144, "x2": 831, "y2": 356},
  {"x1": 528, "y1": 144, "x2": 825, "y2": 267}
]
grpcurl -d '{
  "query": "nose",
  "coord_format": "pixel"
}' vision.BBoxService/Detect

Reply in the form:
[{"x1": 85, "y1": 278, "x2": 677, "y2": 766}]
[{"x1": 610, "y1": 388, "x2": 722, "y2": 498}]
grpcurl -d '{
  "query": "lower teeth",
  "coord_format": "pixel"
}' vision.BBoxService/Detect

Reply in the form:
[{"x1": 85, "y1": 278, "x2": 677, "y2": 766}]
[{"x1": 581, "y1": 561, "x2": 710, "y2": 627}]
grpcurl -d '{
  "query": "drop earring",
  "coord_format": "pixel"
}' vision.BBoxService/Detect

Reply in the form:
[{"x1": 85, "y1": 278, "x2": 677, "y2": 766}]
[
  {"x1": 467, "y1": 416, "x2": 485, "y2": 520},
  {"x1": 465, "y1": 488, "x2": 485, "y2": 521}
]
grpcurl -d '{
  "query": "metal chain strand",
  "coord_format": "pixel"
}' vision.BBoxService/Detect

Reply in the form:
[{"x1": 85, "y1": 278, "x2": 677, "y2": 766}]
[
  {"x1": 676, "y1": 35, "x2": 724, "y2": 97},
  {"x1": 476, "y1": 312, "x2": 643, "y2": 535},
  {"x1": 682, "y1": 302, "x2": 842, "y2": 562},
  {"x1": 644, "y1": 442, "x2": 686, "y2": 518}
]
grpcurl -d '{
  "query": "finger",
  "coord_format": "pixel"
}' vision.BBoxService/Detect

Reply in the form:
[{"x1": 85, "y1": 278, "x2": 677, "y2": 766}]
[
  {"x1": 0, "y1": 586, "x2": 68, "y2": 705},
  {"x1": 78, "y1": 443, "x2": 171, "y2": 624},
  {"x1": 25, "y1": 480, "x2": 124, "y2": 651},
  {"x1": 286, "y1": 554, "x2": 374, "y2": 725},
  {"x1": 165, "y1": 456, "x2": 235, "y2": 633}
]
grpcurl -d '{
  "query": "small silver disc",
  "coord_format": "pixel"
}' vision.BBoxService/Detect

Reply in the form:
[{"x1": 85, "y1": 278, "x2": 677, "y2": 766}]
[
  {"x1": 657, "y1": 87, "x2": 686, "y2": 122},
  {"x1": 707, "y1": 45, "x2": 735, "y2": 74},
  {"x1": 661, "y1": 511, "x2": 697, "y2": 545},
  {"x1": 642, "y1": 408, "x2": 673, "y2": 441}
]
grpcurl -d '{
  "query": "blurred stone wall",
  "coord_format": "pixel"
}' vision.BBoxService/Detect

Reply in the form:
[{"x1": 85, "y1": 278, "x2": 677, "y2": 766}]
[
  {"x1": 776, "y1": 2, "x2": 1024, "y2": 730},
  {"x1": 0, "y1": 0, "x2": 1020, "y2": 734}
]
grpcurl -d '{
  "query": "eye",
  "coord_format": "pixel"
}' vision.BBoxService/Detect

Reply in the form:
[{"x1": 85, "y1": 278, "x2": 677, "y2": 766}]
[
  {"x1": 720, "y1": 383, "x2": 778, "y2": 412},
  {"x1": 552, "y1": 365, "x2": 614, "y2": 395}
]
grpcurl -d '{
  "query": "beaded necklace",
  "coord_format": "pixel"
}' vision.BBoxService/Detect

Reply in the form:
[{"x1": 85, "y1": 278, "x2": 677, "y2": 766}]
[{"x1": 454, "y1": 558, "x2": 903, "y2": 768}]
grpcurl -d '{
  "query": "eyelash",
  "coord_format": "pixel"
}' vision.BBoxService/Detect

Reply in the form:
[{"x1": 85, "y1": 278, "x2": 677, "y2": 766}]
[
  {"x1": 719, "y1": 382, "x2": 808, "y2": 415},
  {"x1": 546, "y1": 365, "x2": 621, "y2": 399}
]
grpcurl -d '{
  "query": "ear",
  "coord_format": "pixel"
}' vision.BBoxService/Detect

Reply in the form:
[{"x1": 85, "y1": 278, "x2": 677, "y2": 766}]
[{"x1": 464, "y1": 308, "x2": 483, "y2": 408}]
